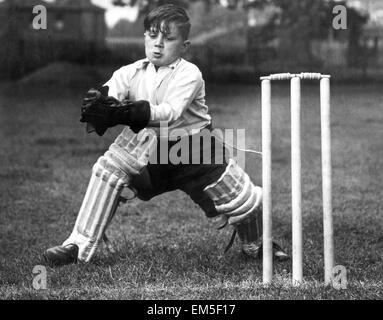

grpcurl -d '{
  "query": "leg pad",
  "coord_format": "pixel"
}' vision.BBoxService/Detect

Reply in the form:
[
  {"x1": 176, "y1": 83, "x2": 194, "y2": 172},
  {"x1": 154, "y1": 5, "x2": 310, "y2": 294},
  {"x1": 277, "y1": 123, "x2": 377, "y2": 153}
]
[
  {"x1": 63, "y1": 129, "x2": 157, "y2": 262},
  {"x1": 203, "y1": 159, "x2": 262, "y2": 225}
]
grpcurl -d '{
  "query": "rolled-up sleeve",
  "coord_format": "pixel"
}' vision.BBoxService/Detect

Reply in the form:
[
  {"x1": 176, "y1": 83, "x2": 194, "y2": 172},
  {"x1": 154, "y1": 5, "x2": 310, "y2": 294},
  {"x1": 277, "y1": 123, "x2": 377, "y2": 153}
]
[
  {"x1": 103, "y1": 66, "x2": 132, "y2": 101},
  {"x1": 149, "y1": 68, "x2": 203, "y2": 125}
]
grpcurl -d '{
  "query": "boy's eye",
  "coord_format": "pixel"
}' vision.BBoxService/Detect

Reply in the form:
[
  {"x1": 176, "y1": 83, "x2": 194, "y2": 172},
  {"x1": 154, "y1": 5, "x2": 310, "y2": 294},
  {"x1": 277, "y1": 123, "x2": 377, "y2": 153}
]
[{"x1": 147, "y1": 32, "x2": 175, "y2": 41}]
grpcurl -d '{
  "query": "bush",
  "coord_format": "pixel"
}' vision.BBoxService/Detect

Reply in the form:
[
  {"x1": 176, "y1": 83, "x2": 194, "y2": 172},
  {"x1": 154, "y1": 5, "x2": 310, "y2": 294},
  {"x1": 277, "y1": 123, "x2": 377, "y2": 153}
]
[
  {"x1": 0, "y1": 35, "x2": 111, "y2": 81},
  {"x1": 105, "y1": 41, "x2": 145, "y2": 66},
  {"x1": 187, "y1": 42, "x2": 250, "y2": 82}
]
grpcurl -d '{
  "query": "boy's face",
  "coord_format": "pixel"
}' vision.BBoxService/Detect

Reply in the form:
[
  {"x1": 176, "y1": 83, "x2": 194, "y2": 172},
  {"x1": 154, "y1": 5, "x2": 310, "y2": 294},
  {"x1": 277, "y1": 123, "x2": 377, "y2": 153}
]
[{"x1": 145, "y1": 21, "x2": 190, "y2": 67}]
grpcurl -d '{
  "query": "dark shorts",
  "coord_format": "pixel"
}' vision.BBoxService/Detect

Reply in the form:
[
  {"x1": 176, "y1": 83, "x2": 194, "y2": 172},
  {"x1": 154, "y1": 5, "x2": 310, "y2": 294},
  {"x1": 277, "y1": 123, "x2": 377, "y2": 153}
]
[{"x1": 131, "y1": 128, "x2": 230, "y2": 218}]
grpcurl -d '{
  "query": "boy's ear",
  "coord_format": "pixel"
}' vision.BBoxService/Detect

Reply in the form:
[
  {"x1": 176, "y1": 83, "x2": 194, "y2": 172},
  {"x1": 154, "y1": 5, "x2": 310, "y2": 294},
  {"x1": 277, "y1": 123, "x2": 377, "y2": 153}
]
[{"x1": 182, "y1": 40, "x2": 191, "y2": 52}]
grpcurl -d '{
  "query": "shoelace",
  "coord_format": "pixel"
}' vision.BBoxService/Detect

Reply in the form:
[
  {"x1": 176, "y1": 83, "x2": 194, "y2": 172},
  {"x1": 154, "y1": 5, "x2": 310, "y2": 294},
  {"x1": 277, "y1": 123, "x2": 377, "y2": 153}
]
[{"x1": 224, "y1": 229, "x2": 237, "y2": 253}]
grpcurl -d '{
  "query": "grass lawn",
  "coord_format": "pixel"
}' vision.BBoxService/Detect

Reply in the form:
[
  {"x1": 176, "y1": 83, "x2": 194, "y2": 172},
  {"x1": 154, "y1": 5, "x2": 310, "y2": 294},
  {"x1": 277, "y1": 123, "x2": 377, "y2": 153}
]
[{"x1": 0, "y1": 81, "x2": 382, "y2": 299}]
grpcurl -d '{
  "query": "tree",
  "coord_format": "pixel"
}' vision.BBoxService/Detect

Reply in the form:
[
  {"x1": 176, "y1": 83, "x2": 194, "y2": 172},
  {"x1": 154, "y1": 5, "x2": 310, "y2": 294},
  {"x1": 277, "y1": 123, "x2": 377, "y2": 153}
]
[
  {"x1": 245, "y1": 0, "x2": 369, "y2": 71},
  {"x1": 111, "y1": 0, "x2": 249, "y2": 14},
  {"x1": 345, "y1": 4, "x2": 369, "y2": 69},
  {"x1": 112, "y1": 0, "x2": 190, "y2": 14},
  {"x1": 268, "y1": 0, "x2": 330, "y2": 69},
  {"x1": 0, "y1": 2, "x2": 25, "y2": 79},
  {"x1": 110, "y1": 0, "x2": 369, "y2": 73}
]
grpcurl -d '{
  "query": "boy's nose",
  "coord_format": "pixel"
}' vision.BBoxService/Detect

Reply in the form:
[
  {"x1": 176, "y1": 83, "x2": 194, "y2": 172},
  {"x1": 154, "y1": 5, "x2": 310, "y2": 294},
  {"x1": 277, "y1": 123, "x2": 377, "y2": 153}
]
[{"x1": 155, "y1": 35, "x2": 164, "y2": 47}]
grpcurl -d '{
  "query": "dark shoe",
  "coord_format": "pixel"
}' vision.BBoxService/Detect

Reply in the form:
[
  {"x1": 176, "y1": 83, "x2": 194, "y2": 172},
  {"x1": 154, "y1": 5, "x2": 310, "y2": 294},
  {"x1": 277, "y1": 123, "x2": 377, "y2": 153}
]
[
  {"x1": 256, "y1": 241, "x2": 290, "y2": 262},
  {"x1": 241, "y1": 238, "x2": 263, "y2": 258},
  {"x1": 43, "y1": 244, "x2": 79, "y2": 267},
  {"x1": 234, "y1": 210, "x2": 263, "y2": 257}
]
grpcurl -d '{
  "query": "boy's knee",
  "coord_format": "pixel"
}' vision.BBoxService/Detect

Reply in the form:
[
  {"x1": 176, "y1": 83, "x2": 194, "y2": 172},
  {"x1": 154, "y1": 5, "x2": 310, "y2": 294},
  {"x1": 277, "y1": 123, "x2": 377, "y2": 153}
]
[
  {"x1": 95, "y1": 129, "x2": 157, "y2": 182},
  {"x1": 203, "y1": 159, "x2": 262, "y2": 226}
]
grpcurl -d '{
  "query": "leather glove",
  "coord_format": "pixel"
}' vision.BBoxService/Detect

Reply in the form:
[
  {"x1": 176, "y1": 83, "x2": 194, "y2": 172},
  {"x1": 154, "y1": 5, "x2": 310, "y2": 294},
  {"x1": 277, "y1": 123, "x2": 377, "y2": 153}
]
[
  {"x1": 80, "y1": 89, "x2": 150, "y2": 136},
  {"x1": 81, "y1": 87, "x2": 118, "y2": 136}
]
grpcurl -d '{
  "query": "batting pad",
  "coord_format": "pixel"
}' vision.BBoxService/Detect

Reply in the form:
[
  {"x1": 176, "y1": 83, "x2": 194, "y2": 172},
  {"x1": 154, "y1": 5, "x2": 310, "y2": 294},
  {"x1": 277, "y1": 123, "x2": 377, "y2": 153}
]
[
  {"x1": 203, "y1": 159, "x2": 262, "y2": 225},
  {"x1": 63, "y1": 128, "x2": 157, "y2": 262}
]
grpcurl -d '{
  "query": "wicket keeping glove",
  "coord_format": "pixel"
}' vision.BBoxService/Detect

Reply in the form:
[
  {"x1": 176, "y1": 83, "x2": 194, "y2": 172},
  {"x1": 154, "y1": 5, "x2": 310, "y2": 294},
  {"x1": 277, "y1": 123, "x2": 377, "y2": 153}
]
[{"x1": 80, "y1": 88, "x2": 151, "y2": 136}]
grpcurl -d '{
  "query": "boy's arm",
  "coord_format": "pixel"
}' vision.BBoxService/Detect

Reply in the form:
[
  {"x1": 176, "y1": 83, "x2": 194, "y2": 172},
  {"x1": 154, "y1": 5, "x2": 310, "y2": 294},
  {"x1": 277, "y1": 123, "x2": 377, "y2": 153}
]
[
  {"x1": 103, "y1": 67, "x2": 131, "y2": 100},
  {"x1": 149, "y1": 70, "x2": 203, "y2": 125},
  {"x1": 81, "y1": 64, "x2": 204, "y2": 134}
]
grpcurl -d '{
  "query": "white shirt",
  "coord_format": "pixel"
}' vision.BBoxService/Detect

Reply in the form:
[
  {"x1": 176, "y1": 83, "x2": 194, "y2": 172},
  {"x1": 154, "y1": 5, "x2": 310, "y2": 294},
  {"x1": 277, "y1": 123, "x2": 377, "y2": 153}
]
[{"x1": 104, "y1": 58, "x2": 212, "y2": 138}]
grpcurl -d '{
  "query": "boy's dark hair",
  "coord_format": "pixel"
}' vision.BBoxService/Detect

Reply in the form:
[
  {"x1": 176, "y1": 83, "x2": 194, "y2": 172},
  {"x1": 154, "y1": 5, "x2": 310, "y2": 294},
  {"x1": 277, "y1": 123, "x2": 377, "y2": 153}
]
[{"x1": 144, "y1": 4, "x2": 191, "y2": 40}]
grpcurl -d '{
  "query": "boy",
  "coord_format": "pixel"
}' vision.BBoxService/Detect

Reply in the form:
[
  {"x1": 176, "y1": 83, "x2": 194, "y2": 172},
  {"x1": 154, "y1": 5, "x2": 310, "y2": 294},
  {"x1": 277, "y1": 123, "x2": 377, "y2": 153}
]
[{"x1": 43, "y1": 4, "x2": 288, "y2": 267}]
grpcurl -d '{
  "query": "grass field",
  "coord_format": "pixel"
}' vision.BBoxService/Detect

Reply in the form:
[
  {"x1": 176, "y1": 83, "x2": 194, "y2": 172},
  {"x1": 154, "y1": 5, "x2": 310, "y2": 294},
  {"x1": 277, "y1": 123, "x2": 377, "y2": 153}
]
[{"x1": 0, "y1": 81, "x2": 382, "y2": 300}]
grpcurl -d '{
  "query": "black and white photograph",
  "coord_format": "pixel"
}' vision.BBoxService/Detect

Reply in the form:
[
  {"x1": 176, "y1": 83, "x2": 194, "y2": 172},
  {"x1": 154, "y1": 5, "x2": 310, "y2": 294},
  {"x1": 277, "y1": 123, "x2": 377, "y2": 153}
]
[{"x1": 0, "y1": 0, "x2": 382, "y2": 304}]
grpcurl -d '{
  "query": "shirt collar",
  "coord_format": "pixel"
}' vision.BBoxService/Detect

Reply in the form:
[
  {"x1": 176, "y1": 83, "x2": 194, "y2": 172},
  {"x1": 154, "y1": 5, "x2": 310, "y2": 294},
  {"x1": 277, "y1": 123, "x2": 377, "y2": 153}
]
[
  {"x1": 136, "y1": 58, "x2": 182, "y2": 70},
  {"x1": 135, "y1": 58, "x2": 150, "y2": 70},
  {"x1": 166, "y1": 58, "x2": 182, "y2": 69}
]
